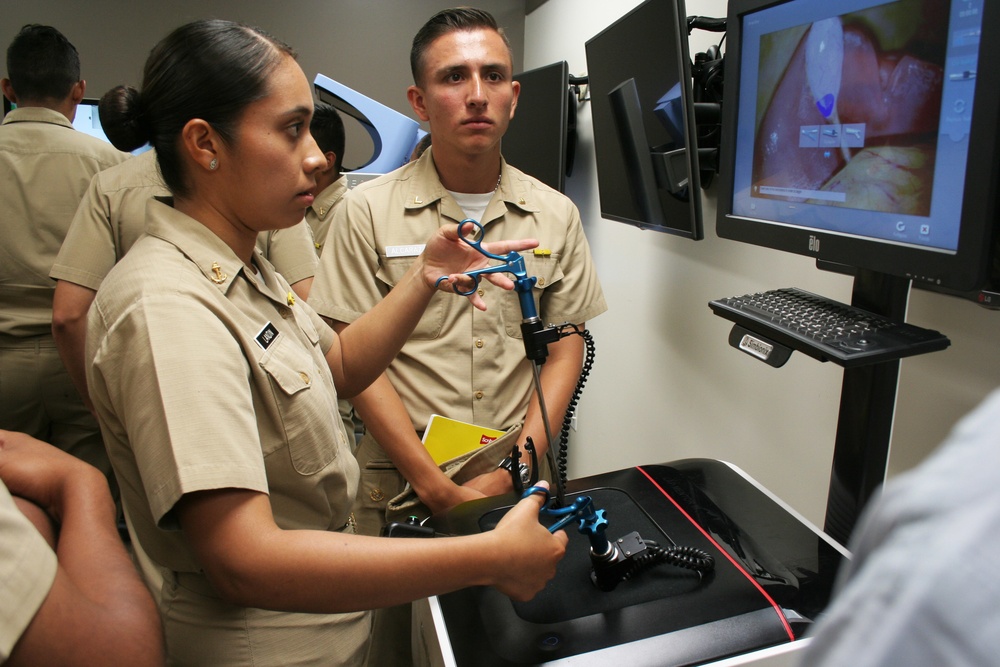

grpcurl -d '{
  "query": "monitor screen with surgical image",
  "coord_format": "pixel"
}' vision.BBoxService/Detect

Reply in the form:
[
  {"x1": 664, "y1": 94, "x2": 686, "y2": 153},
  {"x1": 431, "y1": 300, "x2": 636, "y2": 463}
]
[{"x1": 718, "y1": 0, "x2": 999, "y2": 292}]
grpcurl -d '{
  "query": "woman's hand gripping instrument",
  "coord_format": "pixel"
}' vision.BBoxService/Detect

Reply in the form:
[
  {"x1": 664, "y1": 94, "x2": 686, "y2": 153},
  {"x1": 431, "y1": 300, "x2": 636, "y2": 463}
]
[{"x1": 522, "y1": 485, "x2": 716, "y2": 592}]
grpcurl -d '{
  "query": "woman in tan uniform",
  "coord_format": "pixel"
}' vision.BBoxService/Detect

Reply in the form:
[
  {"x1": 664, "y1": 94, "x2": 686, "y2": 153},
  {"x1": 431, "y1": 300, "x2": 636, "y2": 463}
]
[{"x1": 84, "y1": 19, "x2": 566, "y2": 666}]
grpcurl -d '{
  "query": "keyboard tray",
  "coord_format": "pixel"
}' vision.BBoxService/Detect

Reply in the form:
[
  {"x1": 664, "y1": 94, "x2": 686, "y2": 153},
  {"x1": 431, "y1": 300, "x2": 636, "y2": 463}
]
[{"x1": 709, "y1": 287, "x2": 950, "y2": 367}]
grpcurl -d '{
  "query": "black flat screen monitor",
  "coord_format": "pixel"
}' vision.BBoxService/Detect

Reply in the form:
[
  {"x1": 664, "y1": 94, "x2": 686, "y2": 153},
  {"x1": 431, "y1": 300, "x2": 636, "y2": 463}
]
[
  {"x1": 716, "y1": 0, "x2": 999, "y2": 293},
  {"x1": 585, "y1": 0, "x2": 704, "y2": 240},
  {"x1": 504, "y1": 61, "x2": 572, "y2": 193}
]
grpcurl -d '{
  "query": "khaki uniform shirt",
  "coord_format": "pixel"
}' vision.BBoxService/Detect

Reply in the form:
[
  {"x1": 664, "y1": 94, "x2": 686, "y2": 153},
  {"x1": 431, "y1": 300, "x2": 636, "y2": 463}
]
[
  {"x1": 306, "y1": 177, "x2": 348, "y2": 257},
  {"x1": 310, "y1": 152, "x2": 607, "y2": 432},
  {"x1": 0, "y1": 481, "x2": 58, "y2": 662},
  {"x1": 86, "y1": 200, "x2": 367, "y2": 666},
  {"x1": 0, "y1": 107, "x2": 127, "y2": 336},
  {"x1": 51, "y1": 150, "x2": 317, "y2": 290}
]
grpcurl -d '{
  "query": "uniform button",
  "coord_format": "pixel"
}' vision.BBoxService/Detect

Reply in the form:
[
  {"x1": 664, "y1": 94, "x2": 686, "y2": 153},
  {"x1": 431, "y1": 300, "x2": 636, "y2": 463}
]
[
  {"x1": 475, "y1": 339, "x2": 484, "y2": 348},
  {"x1": 537, "y1": 277, "x2": 546, "y2": 286},
  {"x1": 299, "y1": 372, "x2": 311, "y2": 384},
  {"x1": 478, "y1": 288, "x2": 485, "y2": 297},
  {"x1": 475, "y1": 391, "x2": 484, "y2": 400},
  {"x1": 280, "y1": 308, "x2": 293, "y2": 319},
  {"x1": 370, "y1": 489, "x2": 385, "y2": 502}
]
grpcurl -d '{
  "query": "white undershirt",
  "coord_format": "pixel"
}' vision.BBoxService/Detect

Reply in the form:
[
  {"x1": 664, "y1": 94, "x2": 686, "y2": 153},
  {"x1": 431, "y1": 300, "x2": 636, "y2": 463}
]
[{"x1": 448, "y1": 190, "x2": 494, "y2": 224}]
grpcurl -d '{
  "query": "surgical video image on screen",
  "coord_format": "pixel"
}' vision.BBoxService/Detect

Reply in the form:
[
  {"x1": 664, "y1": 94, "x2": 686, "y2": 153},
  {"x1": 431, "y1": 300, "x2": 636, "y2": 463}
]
[
  {"x1": 754, "y1": 1, "x2": 946, "y2": 217},
  {"x1": 732, "y1": 0, "x2": 981, "y2": 253}
]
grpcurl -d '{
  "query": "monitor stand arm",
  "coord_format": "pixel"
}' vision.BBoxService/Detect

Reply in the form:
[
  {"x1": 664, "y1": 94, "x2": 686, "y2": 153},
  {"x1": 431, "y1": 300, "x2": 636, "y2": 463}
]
[{"x1": 823, "y1": 269, "x2": 911, "y2": 545}]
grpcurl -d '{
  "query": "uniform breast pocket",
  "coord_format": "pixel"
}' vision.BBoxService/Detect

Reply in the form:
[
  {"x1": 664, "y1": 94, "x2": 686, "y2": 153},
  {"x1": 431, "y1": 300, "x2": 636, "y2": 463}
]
[
  {"x1": 503, "y1": 255, "x2": 564, "y2": 338},
  {"x1": 259, "y1": 334, "x2": 340, "y2": 475},
  {"x1": 376, "y1": 256, "x2": 446, "y2": 339}
]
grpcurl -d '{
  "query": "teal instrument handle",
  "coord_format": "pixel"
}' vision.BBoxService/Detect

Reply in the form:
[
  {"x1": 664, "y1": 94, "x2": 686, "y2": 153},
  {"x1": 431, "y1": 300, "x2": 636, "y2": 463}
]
[{"x1": 437, "y1": 220, "x2": 538, "y2": 319}]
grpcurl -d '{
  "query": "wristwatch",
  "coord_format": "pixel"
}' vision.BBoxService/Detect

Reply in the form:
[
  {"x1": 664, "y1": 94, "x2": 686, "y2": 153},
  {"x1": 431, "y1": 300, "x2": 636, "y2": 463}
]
[{"x1": 498, "y1": 456, "x2": 531, "y2": 485}]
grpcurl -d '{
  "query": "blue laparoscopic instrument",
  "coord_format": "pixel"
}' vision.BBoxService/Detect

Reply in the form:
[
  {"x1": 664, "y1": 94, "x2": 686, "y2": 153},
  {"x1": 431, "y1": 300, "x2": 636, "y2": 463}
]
[
  {"x1": 520, "y1": 484, "x2": 715, "y2": 591},
  {"x1": 436, "y1": 219, "x2": 567, "y2": 499},
  {"x1": 429, "y1": 222, "x2": 716, "y2": 591},
  {"x1": 436, "y1": 219, "x2": 560, "y2": 365}
]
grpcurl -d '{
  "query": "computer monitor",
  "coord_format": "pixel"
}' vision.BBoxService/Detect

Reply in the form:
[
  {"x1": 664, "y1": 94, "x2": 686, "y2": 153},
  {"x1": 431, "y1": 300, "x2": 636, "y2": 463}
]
[
  {"x1": 585, "y1": 0, "x2": 705, "y2": 240},
  {"x1": 504, "y1": 61, "x2": 573, "y2": 193},
  {"x1": 716, "y1": 0, "x2": 999, "y2": 294},
  {"x1": 71, "y1": 98, "x2": 113, "y2": 144}
]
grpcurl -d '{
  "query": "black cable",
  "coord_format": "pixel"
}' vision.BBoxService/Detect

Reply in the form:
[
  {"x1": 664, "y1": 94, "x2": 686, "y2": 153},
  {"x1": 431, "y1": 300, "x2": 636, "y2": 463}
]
[
  {"x1": 686, "y1": 16, "x2": 727, "y2": 34},
  {"x1": 620, "y1": 540, "x2": 715, "y2": 583},
  {"x1": 553, "y1": 326, "x2": 596, "y2": 493}
]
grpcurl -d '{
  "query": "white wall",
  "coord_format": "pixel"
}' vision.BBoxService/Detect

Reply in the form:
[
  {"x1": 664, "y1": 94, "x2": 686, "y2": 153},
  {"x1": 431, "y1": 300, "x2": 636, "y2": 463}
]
[{"x1": 525, "y1": 0, "x2": 1000, "y2": 529}]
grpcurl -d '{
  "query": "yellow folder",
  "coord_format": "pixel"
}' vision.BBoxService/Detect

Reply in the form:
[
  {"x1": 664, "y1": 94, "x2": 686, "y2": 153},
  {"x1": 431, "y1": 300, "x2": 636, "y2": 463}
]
[{"x1": 422, "y1": 414, "x2": 504, "y2": 465}]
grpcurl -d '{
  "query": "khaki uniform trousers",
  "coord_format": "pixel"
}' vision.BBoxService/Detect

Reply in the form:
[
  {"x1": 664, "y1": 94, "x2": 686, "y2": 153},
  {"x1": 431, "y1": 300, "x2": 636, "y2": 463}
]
[{"x1": 0, "y1": 334, "x2": 112, "y2": 486}]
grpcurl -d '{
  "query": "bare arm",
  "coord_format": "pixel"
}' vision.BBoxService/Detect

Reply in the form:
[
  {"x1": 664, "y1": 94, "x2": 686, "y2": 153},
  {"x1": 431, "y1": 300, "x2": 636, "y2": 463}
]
[
  {"x1": 289, "y1": 276, "x2": 313, "y2": 302},
  {"x1": 336, "y1": 324, "x2": 585, "y2": 510},
  {"x1": 0, "y1": 431, "x2": 164, "y2": 667},
  {"x1": 336, "y1": 338, "x2": 484, "y2": 514},
  {"x1": 51, "y1": 280, "x2": 98, "y2": 412},
  {"x1": 464, "y1": 328, "x2": 586, "y2": 497},
  {"x1": 176, "y1": 484, "x2": 566, "y2": 612},
  {"x1": 12, "y1": 496, "x2": 57, "y2": 548}
]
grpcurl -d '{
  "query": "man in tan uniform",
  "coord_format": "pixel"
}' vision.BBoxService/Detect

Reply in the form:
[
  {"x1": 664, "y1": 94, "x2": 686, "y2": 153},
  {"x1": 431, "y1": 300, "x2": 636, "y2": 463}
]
[
  {"x1": 309, "y1": 8, "x2": 607, "y2": 664},
  {"x1": 305, "y1": 101, "x2": 348, "y2": 257},
  {"x1": 0, "y1": 25, "x2": 127, "y2": 477},
  {"x1": 312, "y1": 5, "x2": 606, "y2": 537},
  {"x1": 304, "y1": 101, "x2": 360, "y2": 444}
]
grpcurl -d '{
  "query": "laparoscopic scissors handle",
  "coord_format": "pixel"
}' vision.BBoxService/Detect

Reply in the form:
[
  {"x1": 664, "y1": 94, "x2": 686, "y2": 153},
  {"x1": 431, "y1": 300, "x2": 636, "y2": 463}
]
[{"x1": 434, "y1": 220, "x2": 538, "y2": 315}]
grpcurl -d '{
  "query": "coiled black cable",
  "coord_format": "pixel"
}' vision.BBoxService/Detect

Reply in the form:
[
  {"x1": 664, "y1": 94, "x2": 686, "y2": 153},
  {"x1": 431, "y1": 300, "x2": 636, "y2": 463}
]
[
  {"x1": 554, "y1": 326, "x2": 596, "y2": 491},
  {"x1": 620, "y1": 540, "x2": 715, "y2": 583}
]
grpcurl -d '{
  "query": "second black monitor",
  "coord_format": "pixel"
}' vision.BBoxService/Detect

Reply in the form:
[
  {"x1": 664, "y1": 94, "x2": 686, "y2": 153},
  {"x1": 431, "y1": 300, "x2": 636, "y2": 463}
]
[
  {"x1": 585, "y1": 0, "x2": 705, "y2": 239},
  {"x1": 504, "y1": 61, "x2": 574, "y2": 193}
]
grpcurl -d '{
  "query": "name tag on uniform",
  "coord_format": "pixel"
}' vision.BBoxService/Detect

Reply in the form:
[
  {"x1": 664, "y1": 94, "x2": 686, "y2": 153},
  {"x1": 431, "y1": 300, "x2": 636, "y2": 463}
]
[
  {"x1": 255, "y1": 322, "x2": 279, "y2": 350},
  {"x1": 386, "y1": 244, "x2": 425, "y2": 258}
]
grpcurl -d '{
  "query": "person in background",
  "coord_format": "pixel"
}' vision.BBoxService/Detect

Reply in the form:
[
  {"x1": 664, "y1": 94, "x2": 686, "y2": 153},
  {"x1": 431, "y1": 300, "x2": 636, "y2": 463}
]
[
  {"x1": 410, "y1": 131, "x2": 432, "y2": 161},
  {"x1": 302, "y1": 100, "x2": 358, "y2": 444},
  {"x1": 304, "y1": 101, "x2": 347, "y2": 256},
  {"x1": 314, "y1": 3, "x2": 605, "y2": 537},
  {"x1": 51, "y1": 84, "x2": 319, "y2": 413},
  {"x1": 0, "y1": 25, "x2": 126, "y2": 482},
  {"x1": 308, "y1": 8, "x2": 607, "y2": 663},
  {"x1": 85, "y1": 18, "x2": 566, "y2": 666},
  {"x1": 0, "y1": 429, "x2": 163, "y2": 666},
  {"x1": 799, "y1": 387, "x2": 1000, "y2": 666}
]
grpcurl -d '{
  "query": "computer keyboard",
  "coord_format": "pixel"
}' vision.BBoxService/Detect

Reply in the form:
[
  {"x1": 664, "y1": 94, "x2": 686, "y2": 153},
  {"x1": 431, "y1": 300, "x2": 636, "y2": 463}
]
[{"x1": 709, "y1": 287, "x2": 950, "y2": 367}]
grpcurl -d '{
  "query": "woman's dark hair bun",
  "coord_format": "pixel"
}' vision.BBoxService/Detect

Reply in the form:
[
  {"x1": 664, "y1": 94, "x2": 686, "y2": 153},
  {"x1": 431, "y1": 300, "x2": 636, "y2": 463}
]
[{"x1": 98, "y1": 84, "x2": 149, "y2": 152}]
